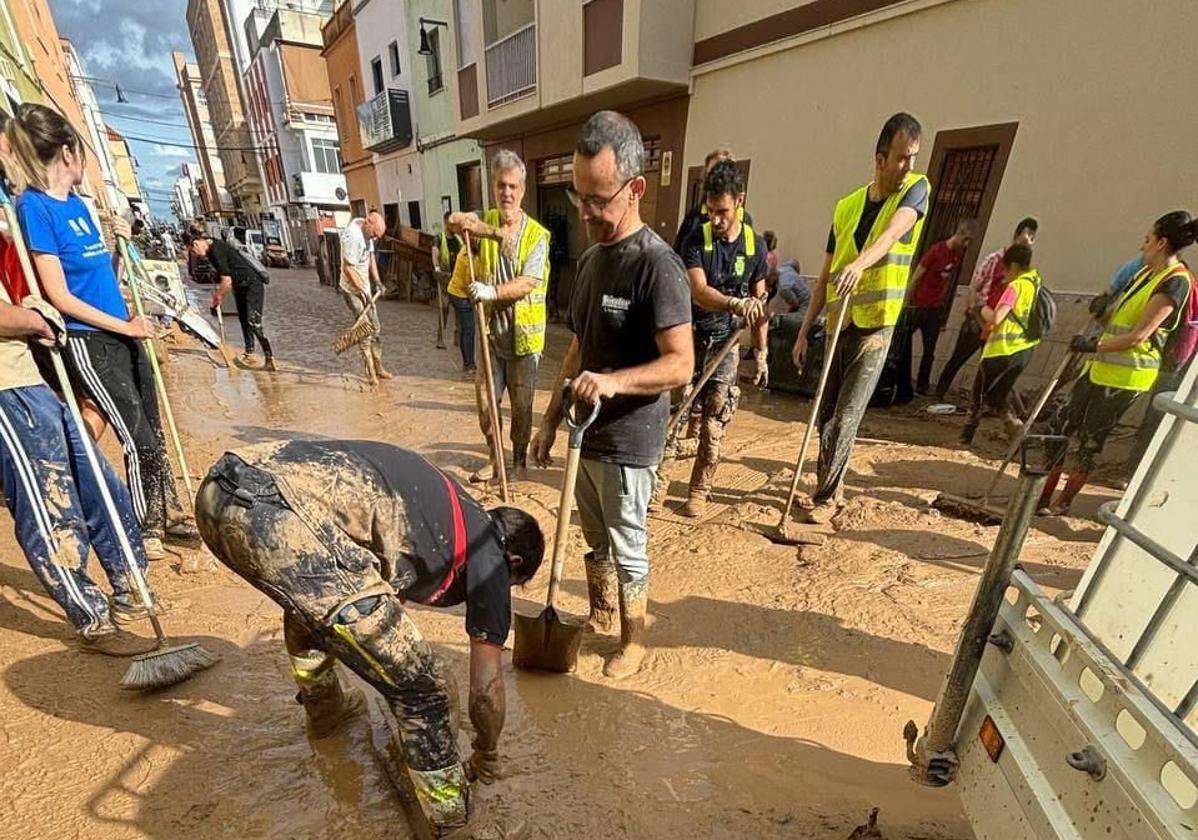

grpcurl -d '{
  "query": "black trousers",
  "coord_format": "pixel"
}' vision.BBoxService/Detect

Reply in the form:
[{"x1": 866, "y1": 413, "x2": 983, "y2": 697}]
[
  {"x1": 195, "y1": 455, "x2": 458, "y2": 772},
  {"x1": 1050, "y1": 377, "x2": 1141, "y2": 472},
  {"x1": 233, "y1": 280, "x2": 273, "y2": 358},
  {"x1": 963, "y1": 348, "x2": 1033, "y2": 436},
  {"x1": 936, "y1": 313, "x2": 984, "y2": 396},
  {"x1": 64, "y1": 330, "x2": 180, "y2": 537}
]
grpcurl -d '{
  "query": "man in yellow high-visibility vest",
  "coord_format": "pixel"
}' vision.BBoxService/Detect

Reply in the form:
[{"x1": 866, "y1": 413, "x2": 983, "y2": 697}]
[
  {"x1": 448, "y1": 150, "x2": 551, "y2": 481},
  {"x1": 791, "y1": 113, "x2": 930, "y2": 523}
]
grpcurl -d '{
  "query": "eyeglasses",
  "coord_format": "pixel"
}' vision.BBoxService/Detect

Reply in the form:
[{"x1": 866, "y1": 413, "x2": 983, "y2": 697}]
[{"x1": 566, "y1": 177, "x2": 636, "y2": 212}]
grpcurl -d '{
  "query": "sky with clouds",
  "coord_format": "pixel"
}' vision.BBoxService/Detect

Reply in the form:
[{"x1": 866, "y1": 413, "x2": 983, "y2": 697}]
[{"x1": 51, "y1": 0, "x2": 198, "y2": 219}]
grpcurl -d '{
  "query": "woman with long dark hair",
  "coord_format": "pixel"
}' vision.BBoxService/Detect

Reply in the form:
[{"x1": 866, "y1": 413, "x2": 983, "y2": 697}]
[
  {"x1": 6, "y1": 103, "x2": 195, "y2": 558},
  {"x1": 1040, "y1": 211, "x2": 1196, "y2": 515}
]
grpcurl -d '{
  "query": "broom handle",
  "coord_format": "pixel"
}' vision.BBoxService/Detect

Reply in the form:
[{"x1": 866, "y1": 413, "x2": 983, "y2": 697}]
[
  {"x1": 777, "y1": 296, "x2": 851, "y2": 526},
  {"x1": 665, "y1": 331, "x2": 741, "y2": 441},
  {"x1": 464, "y1": 232, "x2": 510, "y2": 503},
  {"x1": 0, "y1": 196, "x2": 165, "y2": 642},
  {"x1": 119, "y1": 238, "x2": 195, "y2": 503},
  {"x1": 980, "y1": 350, "x2": 1077, "y2": 503}
]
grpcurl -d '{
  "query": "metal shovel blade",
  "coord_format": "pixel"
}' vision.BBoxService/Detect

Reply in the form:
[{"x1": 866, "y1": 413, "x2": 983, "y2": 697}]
[{"x1": 512, "y1": 604, "x2": 585, "y2": 673}]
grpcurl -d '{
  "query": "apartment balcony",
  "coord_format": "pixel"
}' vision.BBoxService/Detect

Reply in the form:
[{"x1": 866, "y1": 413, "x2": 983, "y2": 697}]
[
  {"x1": 356, "y1": 88, "x2": 413, "y2": 153},
  {"x1": 456, "y1": 0, "x2": 693, "y2": 141}
]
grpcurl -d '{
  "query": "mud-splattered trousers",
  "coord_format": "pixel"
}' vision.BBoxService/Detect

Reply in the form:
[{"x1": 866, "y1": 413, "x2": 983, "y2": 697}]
[
  {"x1": 685, "y1": 331, "x2": 741, "y2": 501},
  {"x1": 0, "y1": 384, "x2": 148, "y2": 635},
  {"x1": 814, "y1": 324, "x2": 895, "y2": 505},
  {"x1": 195, "y1": 454, "x2": 459, "y2": 774},
  {"x1": 233, "y1": 279, "x2": 273, "y2": 359},
  {"x1": 576, "y1": 458, "x2": 655, "y2": 588},
  {"x1": 475, "y1": 344, "x2": 539, "y2": 461},
  {"x1": 64, "y1": 330, "x2": 181, "y2": 540},
  {"x1": 1047, "y1": 376, "x2": 1140, "y2": 473}
]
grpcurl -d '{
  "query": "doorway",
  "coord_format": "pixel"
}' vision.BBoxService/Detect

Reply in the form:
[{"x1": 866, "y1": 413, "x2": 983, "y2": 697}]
[
  {"x1": 457, "y1": 161, "x2": 483, "y2": 213},
  {"x1": 919, "y1": 122, "x2": 1019, "y2": 285}
]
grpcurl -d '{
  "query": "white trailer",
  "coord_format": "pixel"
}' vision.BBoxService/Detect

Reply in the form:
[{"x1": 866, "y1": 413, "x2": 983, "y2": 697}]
[{"x1": 907, "y1": 360, "x2": 1198, "y2": 838}]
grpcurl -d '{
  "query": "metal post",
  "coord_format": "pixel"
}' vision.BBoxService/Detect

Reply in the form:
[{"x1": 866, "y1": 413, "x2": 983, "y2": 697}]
[{"x1": 906, "y1": 436, "x2": 1063, "y2": 786}]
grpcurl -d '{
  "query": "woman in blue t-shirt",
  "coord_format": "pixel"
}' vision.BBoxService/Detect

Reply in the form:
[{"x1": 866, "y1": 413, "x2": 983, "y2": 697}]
[{"x1": 6, "y1": 104, "x2": 193, "y2": 558}]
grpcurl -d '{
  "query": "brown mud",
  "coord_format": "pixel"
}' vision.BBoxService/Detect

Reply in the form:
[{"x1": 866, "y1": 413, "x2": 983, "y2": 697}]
[{"x1": 0, "y1": 268, "x2": 1113, "y2": 839}]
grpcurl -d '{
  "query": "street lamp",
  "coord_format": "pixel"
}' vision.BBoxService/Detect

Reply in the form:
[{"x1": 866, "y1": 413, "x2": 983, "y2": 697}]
[{"x1": 417, "y1": 18, "x2": 448, "y2": 55}]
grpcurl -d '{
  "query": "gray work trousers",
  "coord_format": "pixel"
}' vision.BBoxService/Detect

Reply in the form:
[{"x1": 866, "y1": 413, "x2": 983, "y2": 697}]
[
  {"x1": 575, "y1": 458, "x2": 655, "y2": 585},
  {"x1": 475, "y1": 346, "x2": 539, "y2": 453},
  {"x1": 814, "y1": 325, "x2": 894, "y2": 504}
]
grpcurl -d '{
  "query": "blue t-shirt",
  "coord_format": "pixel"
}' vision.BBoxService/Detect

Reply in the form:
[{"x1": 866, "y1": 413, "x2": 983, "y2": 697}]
[{"x1": 17, "y1": 190, "x2": 126, "y2": 331}]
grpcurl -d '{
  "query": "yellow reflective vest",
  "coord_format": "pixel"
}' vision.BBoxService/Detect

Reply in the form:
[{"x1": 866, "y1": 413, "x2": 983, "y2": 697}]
[
  {"x1": 471, "y1": 208, "x2": 551, "y2": 357},
  {"x1": 1089, "y1": 262, "x2": 1192, "y2": 392},
  {"x1": 982, "y1": 269, "x2": 1042, "y2": 359},
  {"x1": 826, "y1": 172, "x2": 929, "y2": 329}
]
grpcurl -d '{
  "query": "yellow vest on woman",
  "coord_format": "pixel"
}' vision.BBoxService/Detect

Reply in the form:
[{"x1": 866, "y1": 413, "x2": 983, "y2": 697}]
[
  {"x1": 1089, "y1": 262, "x2": 1192, "y2": 392},
  {"x1": 983, "y1": 269, "x2": 1042, "y2": 359},
  {"x1": 826, "y1": 172, "x2": 929, "y2": 329}
]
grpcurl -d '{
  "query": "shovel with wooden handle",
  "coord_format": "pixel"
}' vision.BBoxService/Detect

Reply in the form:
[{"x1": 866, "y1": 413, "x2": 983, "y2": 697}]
[
  {"x1": 464, "y1": 231, "x2": 510, "y2": 503},
  {"x1": 513, "y1": 384, "x2": 601, "y2": 673}
]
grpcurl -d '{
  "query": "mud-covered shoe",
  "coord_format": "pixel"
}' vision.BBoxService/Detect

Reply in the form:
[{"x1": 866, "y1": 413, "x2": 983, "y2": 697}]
[
  {"x1": 584, "y1": 552, "x2": 618, "y2": 634},
  {"x1": 469, "y1": 462, "x2": 496, "y2": 485},
  {"x1": 679, "y1": 492, "x2": 707, "y2": 519},
  {"x1": 109, "y1": 593, "x2": 167, "y2": 624},
  {"x1": 297, "y1": 676, "x2": 366, "y2": 739},
  {"x1": 604, "y1": 581, "x2": 648, "y2": 680},
  {"x1": 263, "y1": 356, "x2": 278, "y2": 372},
  {"x1": 803, "y1": 500, "x2": 841, "y2": 525},
  {"x1": 143, "y1": 537, "x2": 166, "y2": 561},
  {"x1": 80, "y1": 626, "x2": 158, "y2": 657},
  {"x1": 165, "y1": 519, "x2": 201, "y2": 545}
]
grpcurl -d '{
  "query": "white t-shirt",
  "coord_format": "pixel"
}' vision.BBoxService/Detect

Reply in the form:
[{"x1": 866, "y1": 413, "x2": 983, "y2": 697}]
[{"x1": 339, "y1": 219, "x2": 374, "y2": 292}]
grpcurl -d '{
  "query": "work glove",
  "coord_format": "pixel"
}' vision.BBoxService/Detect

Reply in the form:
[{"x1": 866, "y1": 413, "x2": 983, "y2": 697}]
[
  {"x1": 464, "y1": 746, "x2": 501, "y2": 784},
  {"x1": 752, "y1": 348, "x2": 769, "y2": 388},
  {"x1": 21, "y1": 295, "x2": 66, "y2": 346},
  {"x1": 1070, "y1": 334, "x2": 1100, "y2": 354},
  {"x1": 469, "y1": 280, "x2": 498, "y2": 303},
  {"x1": 728, "y1": 296, "x2": 766, "y2": 326}
]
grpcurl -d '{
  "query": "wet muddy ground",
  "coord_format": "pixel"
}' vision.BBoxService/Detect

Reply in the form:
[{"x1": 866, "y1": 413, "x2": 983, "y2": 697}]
[{"x1": 0, "y1": 266, "x2": 1113, "y2": 839}]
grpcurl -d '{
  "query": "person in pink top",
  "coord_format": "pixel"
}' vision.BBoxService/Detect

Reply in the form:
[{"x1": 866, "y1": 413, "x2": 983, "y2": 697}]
[{"x1": 934, "y1": 216, "x2": 1038, "y2": 398}]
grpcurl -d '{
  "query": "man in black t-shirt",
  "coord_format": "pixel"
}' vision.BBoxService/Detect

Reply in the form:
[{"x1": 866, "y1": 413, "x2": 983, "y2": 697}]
[
  {"x1": 183, "y1": 229, "x2": 275, "y2": 370},
  {"x1": 672, "y1": 160, "x2": 769, "y2": 517},
  {"x1": 531, "y1": 111, "x2": 692, "y2": 681},
  {"x1": 195, "y1": 440, "x2": 545, "y2": 835}
]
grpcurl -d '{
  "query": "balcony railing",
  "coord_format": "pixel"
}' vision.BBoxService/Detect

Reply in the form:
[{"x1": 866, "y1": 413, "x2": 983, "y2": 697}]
[
  {"x1": 356, "y1": 88, "x2": 413, "y2": 153},
  {"x1": 485, "y1": 23, "x2": 536, "y2": 107}
]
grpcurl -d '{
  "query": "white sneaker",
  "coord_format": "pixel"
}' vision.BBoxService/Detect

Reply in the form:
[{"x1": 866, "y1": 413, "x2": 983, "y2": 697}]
[{"x1": 143, "y1": 537, "x2": 166, "y2": 561}]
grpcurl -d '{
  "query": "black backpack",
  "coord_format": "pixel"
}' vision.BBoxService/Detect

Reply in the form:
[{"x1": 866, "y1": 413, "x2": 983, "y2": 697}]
[{"x1": 1010, "y1": 272, "x2": 1056, "y2": 341}]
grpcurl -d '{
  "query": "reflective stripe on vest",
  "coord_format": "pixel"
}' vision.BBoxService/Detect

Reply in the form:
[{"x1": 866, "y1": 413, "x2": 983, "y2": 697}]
[
  {"x1": 475, "y1": 209, "x2": 551, "y2": 356},
  {"x1": 983, "y1": 270, "x2": 1041, "y2": 359},
  {"x1": 826, "y1": 172, "x2": 929, "y2": 329},
  {"x1": 1089, "y1": 262, "x2": 1190, "y2": 392}
]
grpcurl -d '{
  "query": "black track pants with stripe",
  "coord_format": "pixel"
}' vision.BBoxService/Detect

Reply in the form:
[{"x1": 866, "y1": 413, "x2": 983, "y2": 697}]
[{"x1": 65, "y1": 330, "x2": 180, "y2": 538}]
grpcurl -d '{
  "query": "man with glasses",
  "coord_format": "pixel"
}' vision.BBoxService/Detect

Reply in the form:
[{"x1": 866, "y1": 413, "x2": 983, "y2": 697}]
[
  {"x1": 447, "y1": 150, "x2": 551, "y2": 481},
  {"x1": 532, "y1": 111, "x2": 693, "y2": 680}
]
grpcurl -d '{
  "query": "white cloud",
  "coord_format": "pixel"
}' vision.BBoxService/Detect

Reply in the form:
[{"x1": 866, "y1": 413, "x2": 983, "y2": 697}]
[{"x1": 153, "y1": 144, "x2": 191, "y2": 158}]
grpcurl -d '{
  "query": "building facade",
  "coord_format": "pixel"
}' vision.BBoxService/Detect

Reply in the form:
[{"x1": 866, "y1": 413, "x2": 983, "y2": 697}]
[
  {"x1": 0, "y1": 2, "x2": 43, "y2": 107},
  {"x1": 450, "y1": 0, "x2": 694, "y2": 298},
  {"x1": 104, "y1": 125, "x2": 145, "y2": 217},
  {"x1": 173, "y1": 161, "x2": 204, "y2": 223},
  {"x1": 174, "y1": 50, "x2": 235, "y2": 219},
  {"x1": 186, "y1": 0, "x2": 266, "y2": 219},
  {"x1": 244, "y1": 4, "x2": 348, "y2": 252},
  {"x1": 321, "y1": 1, "x2": 378, "y2": 215},
  {"x1": 61, "y1": 39, "x2": 126, "y2": 215},
  {"x1": 682, "y1": 0, "x2": 1198, "y2": 384},
  {"x1": 6, "y1": 0, "x2": 111, "y2": 215}
]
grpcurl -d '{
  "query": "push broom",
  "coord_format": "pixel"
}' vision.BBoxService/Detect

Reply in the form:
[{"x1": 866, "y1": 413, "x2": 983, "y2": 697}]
[{"x1": 0, "y1": 186, "x2": 216, "y2": 689}]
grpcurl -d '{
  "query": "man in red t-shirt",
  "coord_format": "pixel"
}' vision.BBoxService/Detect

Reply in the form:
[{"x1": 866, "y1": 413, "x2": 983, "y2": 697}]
[{"x1": 900, "y1": 218, "x2": 976, "y2": 394}]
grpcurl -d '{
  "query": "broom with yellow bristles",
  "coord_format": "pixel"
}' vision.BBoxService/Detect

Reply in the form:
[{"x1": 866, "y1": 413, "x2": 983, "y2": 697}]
[
  {"x1": 0, "y1": 184, "x2": 218, "y2": 690},
  {"x1": 332, "y1": 289, "x2": 382, "y2": 354}
]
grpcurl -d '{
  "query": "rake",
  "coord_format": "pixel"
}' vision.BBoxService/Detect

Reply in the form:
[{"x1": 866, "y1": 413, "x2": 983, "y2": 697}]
[{"x1": 332, "y1": 289, "x2": 382, "y2": 354}]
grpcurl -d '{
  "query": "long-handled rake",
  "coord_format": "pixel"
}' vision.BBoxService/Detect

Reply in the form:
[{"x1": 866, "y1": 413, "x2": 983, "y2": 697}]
[{"x1": 0, "y1": 188, "x2": 216, "y2": 689}]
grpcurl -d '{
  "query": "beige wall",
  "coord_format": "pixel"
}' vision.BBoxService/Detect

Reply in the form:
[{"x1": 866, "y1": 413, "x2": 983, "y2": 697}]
[
  {"x1": 536, "y1": 0, "x2": 582, "y2": 107},
  {"x1": 683, "y1": 0, "x2": 1198, "y2": 296},
  {"x1": 693, "y1": 0, "x2": 815, "y2": 41}
]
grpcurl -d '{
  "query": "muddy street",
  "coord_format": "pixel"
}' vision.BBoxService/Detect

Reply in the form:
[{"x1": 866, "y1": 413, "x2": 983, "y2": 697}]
[{"x1": 0, "y1": 266, "x2": 1109, "y2": 839}]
